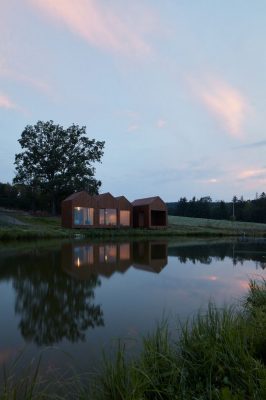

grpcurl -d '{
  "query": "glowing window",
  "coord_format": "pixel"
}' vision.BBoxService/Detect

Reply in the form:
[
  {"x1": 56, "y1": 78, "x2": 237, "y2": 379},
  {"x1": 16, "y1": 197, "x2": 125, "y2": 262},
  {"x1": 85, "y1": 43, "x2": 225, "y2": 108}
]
[
  {"x1": 74, "y1": 207, "x2": 94, "y2": 225},
  {"x1": 120, "y1": 210, "x2": 130, "y2": 226},
  {"x1": 99, "y1": 209, "x2": 117, "y2": 225}
]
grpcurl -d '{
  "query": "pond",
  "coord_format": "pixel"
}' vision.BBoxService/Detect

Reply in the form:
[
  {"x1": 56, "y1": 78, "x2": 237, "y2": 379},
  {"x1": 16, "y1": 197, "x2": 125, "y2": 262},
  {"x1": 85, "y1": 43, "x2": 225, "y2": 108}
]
[{"x1": 0, "y1": 238, "x2": 265, "y2": 378}]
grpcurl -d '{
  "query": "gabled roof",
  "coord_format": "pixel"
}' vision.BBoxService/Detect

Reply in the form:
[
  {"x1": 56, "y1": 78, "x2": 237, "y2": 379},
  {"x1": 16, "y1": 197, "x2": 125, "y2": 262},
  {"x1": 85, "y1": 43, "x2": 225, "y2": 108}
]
[
  {"x1": 95, "y1": 192, "x2": 115, "y2": 199},
  {"x1": 132, "y1": 196, "x2": 161, "y2": 206},
  {"x1": 63, "y1": 191, "x2": 88, "y2": 202}
]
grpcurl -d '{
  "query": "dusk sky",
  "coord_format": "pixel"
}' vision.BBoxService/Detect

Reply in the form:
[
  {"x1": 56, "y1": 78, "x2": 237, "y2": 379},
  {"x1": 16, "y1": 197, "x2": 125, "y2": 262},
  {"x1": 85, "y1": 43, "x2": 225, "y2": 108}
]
[{"x1": 1, "y1": 0, "x2": 266, "y2": 202}]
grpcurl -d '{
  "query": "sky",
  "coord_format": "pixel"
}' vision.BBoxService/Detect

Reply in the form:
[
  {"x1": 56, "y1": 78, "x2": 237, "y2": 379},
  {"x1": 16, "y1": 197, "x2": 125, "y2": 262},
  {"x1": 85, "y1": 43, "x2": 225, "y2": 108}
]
[{"x1": 1, "y1": 0, "x2": 266, "y2": 202}]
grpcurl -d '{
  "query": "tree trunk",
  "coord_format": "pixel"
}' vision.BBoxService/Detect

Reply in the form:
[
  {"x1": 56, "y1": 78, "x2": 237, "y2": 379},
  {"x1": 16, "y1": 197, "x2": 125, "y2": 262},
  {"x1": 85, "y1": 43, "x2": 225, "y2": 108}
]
[{"x1": 51, "y1": 193, "x2": 56, "y2": 216}]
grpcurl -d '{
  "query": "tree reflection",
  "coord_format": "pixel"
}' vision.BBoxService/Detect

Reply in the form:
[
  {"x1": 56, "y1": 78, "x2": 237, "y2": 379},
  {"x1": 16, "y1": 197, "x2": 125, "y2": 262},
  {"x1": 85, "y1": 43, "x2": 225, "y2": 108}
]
[{"x1": 0, "y1": 248, "x2": 104, "y2": 345}]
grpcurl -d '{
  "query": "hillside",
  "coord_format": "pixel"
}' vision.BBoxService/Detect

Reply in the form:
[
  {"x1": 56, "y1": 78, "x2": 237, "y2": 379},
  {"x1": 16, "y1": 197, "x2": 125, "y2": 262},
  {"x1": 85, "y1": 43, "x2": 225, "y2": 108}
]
[{"x1": 168, "y1": 215, "x2": 266, "y2": 235}]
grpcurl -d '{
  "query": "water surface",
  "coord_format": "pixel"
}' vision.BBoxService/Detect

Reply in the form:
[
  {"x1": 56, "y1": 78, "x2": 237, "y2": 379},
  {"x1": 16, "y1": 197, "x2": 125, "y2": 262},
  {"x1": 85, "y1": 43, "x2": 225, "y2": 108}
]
[{"x1": 0, "y1": 238, "x2": 265, "y2": 376}]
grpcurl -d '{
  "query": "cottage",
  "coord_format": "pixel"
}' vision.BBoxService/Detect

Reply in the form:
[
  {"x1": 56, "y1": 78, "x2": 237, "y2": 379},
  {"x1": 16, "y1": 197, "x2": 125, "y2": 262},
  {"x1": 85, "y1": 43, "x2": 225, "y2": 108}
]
[
  {"x1": 132, "y1": 196, "x2": 168, "y2": 228},
  {"x1": 61, "y1": 191, "x2": 132, "y2": 228}
]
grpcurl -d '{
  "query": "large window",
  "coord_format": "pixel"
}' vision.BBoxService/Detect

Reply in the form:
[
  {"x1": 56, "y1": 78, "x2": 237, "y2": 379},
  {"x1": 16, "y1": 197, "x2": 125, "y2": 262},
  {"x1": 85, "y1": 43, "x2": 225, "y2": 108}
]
[
  {"x1": 120, "y1": 210, "x2": 130, "y2": 226},
  {"x1": 99, "y1": 209, "x2": 117, "y2": 226},
  {"x1": 74, "y1": 207, "x2": 94, "y2": 226}
]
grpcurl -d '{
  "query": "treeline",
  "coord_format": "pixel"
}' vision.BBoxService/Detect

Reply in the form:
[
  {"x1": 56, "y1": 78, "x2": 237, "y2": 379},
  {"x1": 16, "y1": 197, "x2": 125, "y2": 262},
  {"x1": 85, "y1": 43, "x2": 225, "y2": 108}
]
[
  {"x1": 0, "y1": 182, "x2": 65, "y2": 214},
  {"x1": 167, "y1": 193, "x2": 266, "y2": 223}
]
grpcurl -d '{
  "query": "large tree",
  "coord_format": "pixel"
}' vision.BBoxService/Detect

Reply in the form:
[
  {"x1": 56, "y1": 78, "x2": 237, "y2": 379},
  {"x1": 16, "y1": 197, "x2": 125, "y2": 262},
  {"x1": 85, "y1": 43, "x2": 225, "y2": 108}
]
[{"x1": 13, "y1": 120, "x2": 105, "y2": 214}]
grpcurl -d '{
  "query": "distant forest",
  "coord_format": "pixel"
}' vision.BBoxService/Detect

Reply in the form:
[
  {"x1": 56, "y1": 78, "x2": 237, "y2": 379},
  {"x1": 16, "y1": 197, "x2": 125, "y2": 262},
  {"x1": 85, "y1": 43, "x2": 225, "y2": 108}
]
[
  {"x1": 167, "y1": 193, "x2": 266, "y2": 223},
  {"x1": 0, "y1": 182, "x2": 62, "y2": 215},
  {"x1": 1, "y1": 182, "x2": 266, "y2": 223}
]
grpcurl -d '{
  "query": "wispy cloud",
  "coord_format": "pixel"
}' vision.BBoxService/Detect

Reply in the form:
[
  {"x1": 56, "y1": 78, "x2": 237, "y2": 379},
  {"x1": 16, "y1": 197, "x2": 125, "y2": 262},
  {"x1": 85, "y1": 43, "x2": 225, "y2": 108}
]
[
  {"x1": 127, "y1": 124, "x2": 139, "y2": 132},
  {"x1": 0, "y1": 93, "x2": 17, "y2": 109},
  {"x1": 199, "y1": 178, "x2": 219, "y2": 184},
  {"x1": 236, "y1": 140, "x2": 266, "y2": 149},
  {"x1": 0, "y1": 65, "x2": 54, "y2": 98},
  {"x1": 238, "y1": 168, "x2": 266, "y2": 180},
  {"x1": 156, "y1": 119, "x2": 167, "y2": 129},
  {"x1": 189, "y1": 76, "x2": 250, "y2": 138},
  {"x1": 28, "y1": 0, "x2": 153, "y2": 57}
]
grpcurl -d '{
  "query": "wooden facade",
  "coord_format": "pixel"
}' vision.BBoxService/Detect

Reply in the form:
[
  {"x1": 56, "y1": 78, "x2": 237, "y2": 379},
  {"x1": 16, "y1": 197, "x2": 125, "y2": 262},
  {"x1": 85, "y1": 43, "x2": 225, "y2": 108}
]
[
  {"x1": 132, "y1": 196, "x2": 168, "y2": 229},
  {"x1": 61, "y1": 192, "x2": 167, "y2": 229},
  {"x1": 61, "y1": 191, "x2": 132, "y2": 229}
]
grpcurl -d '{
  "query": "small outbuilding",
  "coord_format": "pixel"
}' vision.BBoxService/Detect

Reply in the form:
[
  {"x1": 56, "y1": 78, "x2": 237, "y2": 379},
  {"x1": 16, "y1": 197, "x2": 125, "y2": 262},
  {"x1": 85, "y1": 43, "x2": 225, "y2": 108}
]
[{"x1": 132, "y1": 196, "x2": 168, "y2": 229}]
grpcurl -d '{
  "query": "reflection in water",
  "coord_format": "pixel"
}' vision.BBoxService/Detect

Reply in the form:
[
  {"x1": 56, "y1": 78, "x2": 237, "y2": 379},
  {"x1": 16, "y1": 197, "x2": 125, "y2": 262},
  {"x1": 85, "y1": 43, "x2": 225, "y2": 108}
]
[
  {"x1": 168, "y1": 242, "x2": 266, "y2": 269},
  {"x1": 62, "y1": 241, "x2": 168, "y2": 279},
  {"x1": 0, "y1": 240, "x2": 265, "y2": 351},
  {"x1": 0, "y1": 250, "x2": 104, "y2": 346}
]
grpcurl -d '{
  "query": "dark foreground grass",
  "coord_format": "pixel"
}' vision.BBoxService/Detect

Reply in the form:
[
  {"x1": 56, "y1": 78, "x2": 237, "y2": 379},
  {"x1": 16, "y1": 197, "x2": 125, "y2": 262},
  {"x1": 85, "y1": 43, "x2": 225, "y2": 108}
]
[
  {"x1": 92, "y1": 279, "x2": 266, "y2": 400},
  {"x1": 1, "y1": 280, "x2": 266, "y2": 399}
]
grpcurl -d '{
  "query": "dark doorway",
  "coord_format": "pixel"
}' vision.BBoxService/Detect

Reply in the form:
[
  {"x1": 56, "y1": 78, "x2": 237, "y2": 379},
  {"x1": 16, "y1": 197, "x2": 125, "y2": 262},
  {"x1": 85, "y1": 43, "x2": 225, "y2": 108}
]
[
  {"x1": 138, "y1": 212, "x2": 145, "y2": 227},
  {"x1": 151, "y1": 210, "x2": 166, "y2": 226}
]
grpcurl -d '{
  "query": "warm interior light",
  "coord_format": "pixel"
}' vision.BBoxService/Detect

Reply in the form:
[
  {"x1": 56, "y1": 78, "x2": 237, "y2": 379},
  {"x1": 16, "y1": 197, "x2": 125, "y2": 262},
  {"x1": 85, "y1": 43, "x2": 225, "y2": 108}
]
[
  {"x1": 76, "y1": 257, "x2": 80, "y2": 268},
  {"x1": 104, "y1": 255, "x2": 108, "y2": 262}
]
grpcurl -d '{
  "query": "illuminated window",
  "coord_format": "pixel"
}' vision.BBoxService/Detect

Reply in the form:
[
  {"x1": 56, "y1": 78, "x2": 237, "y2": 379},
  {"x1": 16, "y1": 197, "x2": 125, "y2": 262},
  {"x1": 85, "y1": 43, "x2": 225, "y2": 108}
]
[
  {"x1": 99, "y1": 209, "x2": 117, "y2": 225},
  {"x1": 74, "y1": 207, "x2": 94, "y2": 225},
  {"x1": 120, "y1": 210, "x2": 130, "y2": 226}
]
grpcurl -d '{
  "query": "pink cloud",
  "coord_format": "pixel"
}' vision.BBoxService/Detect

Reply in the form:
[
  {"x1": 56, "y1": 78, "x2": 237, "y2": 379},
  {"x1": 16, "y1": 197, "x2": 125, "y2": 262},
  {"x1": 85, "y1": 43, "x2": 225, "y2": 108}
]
[
  {"x1": 28, "y1": 0, "x2": 153, "y2": 57},
  {"x1": 0, "y1": 93, "x2": 16, "y2": 109},
  {"x1": 0, "y1": 65, "x2": 54, "y2": 98},
  {"x1": 238, "y1": 168, "x2": 266, "y2": 180},
  {"x1": 189, "y1": 77, "x2": 250, "y2": 138},
  {"x1": 127, "y1": 124, "x2": 139, "y2": 132},
  {"x1": 156, "y1": 119, "x2": 167, "y2": 129}
]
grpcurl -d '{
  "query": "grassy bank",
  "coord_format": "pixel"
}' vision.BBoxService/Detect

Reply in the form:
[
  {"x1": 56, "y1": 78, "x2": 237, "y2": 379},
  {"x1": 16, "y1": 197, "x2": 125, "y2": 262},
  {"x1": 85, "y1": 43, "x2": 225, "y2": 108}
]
[
  {"x1": 1, "y1": 211, "x2": 266, "y2": 241},
  {"x1": 1, "y1": 280, "x2": 266, "y2": 399},
  {"x1": 92, "y1": 279, "x2": 266, "y2": 400}
]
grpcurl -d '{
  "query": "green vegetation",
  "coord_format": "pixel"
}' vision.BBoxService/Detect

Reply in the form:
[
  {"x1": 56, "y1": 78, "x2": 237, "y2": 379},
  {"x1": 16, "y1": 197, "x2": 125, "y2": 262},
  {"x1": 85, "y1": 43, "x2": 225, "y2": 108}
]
[
  {"x1": 169, "y1": 215, "x2": 266, "y2": 234},
  {"x1": 1, "y1": 212, "x2": 266, "y2": 242},
  {"x1": 92, "y1": 279, "x2": 266, "y2": 400},
  {"x1": 168, "y1": 192, "x2": 266, "y2": 223},
  {"x1": 1, "y1": 279, "x2": 266, "y2": 399},
  {"x1": 9, "y1": 120, "x2": 105, "y2": 215}
]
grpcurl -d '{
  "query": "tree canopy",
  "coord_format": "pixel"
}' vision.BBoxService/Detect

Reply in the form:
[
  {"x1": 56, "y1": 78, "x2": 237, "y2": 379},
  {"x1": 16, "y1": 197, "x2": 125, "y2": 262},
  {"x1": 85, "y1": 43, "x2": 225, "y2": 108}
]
[{"x1": 13, "y1": 120, "x2": 105, "y2": 214}]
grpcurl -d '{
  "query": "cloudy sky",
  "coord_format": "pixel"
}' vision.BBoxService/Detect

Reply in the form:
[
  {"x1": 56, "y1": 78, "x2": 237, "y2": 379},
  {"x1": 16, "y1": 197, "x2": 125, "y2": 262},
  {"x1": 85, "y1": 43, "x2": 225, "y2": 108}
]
[{"x1": 1, "y1": 0, "x2": 266, "y2": 201}]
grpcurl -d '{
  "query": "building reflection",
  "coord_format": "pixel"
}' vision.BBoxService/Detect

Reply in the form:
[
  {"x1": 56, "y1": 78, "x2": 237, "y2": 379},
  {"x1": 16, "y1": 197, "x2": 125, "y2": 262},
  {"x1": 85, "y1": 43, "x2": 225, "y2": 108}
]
[{"x1": 61, "y1": 241, "x2": 168, "y2": 279}]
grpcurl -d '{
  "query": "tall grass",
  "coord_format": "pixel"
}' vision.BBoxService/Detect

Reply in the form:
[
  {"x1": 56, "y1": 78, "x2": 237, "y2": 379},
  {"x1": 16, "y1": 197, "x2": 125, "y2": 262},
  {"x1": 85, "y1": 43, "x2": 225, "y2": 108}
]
[
  {"x1": 91, "y1": 279, "x2": 266, "y2": 400},
  {"x1": 0, "y1": 353, "x2": 46, "y2": 400},
  {"x1": 1, "y1": 280, "x2": 266, "y2": 399}
]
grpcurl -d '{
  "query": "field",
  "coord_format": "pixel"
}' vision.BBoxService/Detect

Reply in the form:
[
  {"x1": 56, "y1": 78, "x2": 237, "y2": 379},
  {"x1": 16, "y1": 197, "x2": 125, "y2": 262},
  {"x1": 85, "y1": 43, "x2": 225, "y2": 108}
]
[
  {"x1": 168, "y1": 215, "x2": 266, "y2": 234},
  {"x1": 1, "y1": 208, "x2": 266, "y2": 241}
]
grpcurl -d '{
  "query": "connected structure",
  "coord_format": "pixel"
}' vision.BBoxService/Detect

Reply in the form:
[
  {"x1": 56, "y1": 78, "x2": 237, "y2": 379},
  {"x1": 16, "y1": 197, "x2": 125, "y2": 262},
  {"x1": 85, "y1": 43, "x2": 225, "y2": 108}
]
[{"x1": 61, "y1": 191, "x2": 167, "y2": 229}]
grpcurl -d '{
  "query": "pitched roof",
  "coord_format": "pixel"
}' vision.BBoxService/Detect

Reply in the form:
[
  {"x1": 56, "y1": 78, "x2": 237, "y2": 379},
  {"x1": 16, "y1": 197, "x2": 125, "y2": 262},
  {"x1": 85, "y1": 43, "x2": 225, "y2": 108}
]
[
  {"x1": 63, "y1": 191, "x2": 88, "y2": 201},
  {"x1": 95, "y1": 192, "x2": 114, "y2": 198},
  {"x1": 132, "y1": 196, "x2": 160, "y2": 206}
]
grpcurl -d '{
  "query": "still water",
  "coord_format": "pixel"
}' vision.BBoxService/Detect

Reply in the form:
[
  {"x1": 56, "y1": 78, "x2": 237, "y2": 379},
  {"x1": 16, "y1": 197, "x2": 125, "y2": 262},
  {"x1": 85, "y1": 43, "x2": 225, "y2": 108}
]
[{"x1": 0, "y1": 239, "x2": 265, "y2": 375}]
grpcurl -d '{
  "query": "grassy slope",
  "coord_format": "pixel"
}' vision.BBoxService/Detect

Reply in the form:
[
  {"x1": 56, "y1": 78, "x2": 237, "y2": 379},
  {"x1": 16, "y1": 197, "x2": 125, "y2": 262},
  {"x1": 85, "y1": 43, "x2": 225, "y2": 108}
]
[
  {"x1": 1, "y1": 210, "x2": 266, "y2": 240},
  {"x1": 169, "y1": 215, "x2": 266, "y2": 235}
]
